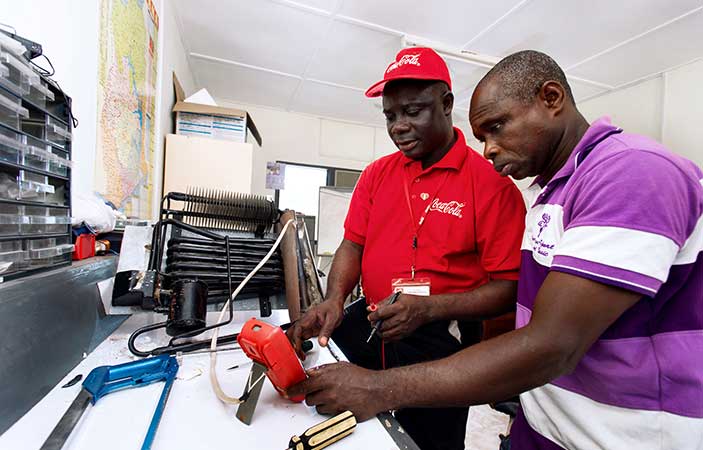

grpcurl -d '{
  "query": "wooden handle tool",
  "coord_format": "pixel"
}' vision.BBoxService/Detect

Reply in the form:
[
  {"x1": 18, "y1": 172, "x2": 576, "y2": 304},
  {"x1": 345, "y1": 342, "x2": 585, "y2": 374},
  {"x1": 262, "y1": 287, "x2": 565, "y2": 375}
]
[{"x1": 287, "y1": 411, "x2": 357, "y2": 450}]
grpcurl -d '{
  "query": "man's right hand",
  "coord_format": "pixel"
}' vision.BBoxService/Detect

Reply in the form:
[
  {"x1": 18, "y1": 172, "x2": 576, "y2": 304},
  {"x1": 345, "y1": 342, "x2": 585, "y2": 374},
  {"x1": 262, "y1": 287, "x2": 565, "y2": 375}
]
[{"x1": 286, "y1": 300, "x2": 344, "y2": 359}]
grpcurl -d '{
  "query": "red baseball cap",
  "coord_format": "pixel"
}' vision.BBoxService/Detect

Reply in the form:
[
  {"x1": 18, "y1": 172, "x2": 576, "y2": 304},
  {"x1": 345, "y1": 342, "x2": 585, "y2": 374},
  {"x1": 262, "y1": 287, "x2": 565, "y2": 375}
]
[{"x1": 365, "y1": 47, "x2": 452, "y2": 98}]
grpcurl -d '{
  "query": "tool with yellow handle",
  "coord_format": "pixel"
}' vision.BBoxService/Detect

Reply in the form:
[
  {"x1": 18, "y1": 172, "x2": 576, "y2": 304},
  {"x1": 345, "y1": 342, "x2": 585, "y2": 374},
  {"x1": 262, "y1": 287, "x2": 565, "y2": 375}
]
[{"x1": 287, "y1": 411, "x2": 357, "y2": 450}]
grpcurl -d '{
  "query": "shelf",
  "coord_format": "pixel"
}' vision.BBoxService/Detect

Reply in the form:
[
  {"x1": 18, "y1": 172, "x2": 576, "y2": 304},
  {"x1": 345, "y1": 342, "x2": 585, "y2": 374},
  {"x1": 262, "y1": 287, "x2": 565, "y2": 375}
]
[
  {"x1": 0, "y1": 121, "x2": 72, "y2": 156},
  {"x1": 0, "y1": 85, "x2": 70, "y2": 128},
  {"x1": 0, "y1": 198, "x2": 70, "y2": 210},
  {"x1": 0, "y1": 158, "x2": 70, "y2": 181},
  {"x1": 0, "y1": 232, "x2": 71, "y2": 242},
  {"x1": 0, "y1": 259, "x2": 71, "y2": 282}
]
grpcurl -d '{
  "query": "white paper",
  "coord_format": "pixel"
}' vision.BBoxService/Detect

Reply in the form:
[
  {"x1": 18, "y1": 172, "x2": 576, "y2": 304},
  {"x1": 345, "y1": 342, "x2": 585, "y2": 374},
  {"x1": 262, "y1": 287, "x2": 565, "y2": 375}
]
[
  {"x1": 184, "y1": 88, "x2": 217, "y2": 106},
  {"x1": 117, "y1": 225, "x2": 153, "y2": 272}
]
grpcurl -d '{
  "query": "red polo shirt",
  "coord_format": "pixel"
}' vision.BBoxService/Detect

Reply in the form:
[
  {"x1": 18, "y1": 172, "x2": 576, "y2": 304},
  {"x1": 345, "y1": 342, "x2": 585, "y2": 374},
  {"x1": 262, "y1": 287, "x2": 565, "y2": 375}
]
[{"x1": 344, "y1": 128, "x2": 526, "y2": 304}]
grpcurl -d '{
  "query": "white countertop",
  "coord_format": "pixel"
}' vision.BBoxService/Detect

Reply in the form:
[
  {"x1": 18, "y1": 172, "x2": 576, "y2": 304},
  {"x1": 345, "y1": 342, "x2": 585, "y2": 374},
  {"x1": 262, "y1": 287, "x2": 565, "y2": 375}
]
[{"x1": 0, "y1": 309, "x2": 401, "y2": 450}]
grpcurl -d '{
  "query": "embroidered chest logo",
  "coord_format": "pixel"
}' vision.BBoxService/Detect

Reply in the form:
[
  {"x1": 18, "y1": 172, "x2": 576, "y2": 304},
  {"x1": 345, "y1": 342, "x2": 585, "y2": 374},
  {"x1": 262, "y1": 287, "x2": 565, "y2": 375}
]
[
  {"x1": 387, "y1": 54, "x2": 420, "y2": 73},
  {"x1": 537, "y1": 213, "x2": 550, "y2": 237},
  {"x1": 531, "y1": 213, "x2": 555, "y2": 257},
  {"x1": 429, "y1": 199, "x2": 465, "y2": 218}
]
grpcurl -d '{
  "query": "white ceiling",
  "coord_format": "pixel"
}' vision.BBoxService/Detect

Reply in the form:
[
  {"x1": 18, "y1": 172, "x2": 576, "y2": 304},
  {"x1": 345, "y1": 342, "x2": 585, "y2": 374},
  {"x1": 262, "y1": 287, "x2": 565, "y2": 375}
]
[{"x1": 173, "y1": 0, "x2": 703, "y2": 127}]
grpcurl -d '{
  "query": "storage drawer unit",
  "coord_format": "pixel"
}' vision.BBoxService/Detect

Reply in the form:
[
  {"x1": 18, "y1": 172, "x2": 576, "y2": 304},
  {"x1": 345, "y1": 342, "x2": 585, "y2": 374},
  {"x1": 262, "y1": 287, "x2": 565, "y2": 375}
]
[
  {"x1": 0, "y1": 89, "x2": 28, "y2": 129},
  {"x1": 0, "y1": 35, "x2": 72, "y2": 281},
  {"x1": 0, "y1": 203, "x2": 22, "y2": 236},
  {"x1": 27, "y1": 79, "x2": 55, "y2": 109},
  {"x1": 0, "y1": 126, "x2": 24, "y2": 164},
  {"x1": 0, "y1": 238, "x2": 26, "y2": 275},
  {"x1": 47, "y1": 148, "x2": 72, "y2": 177},
  {"x1": 22, "y1": 206, "x2": 70, "y2": 235},
  {"x1": 22, "y1": 136, "x2": 50, "y2": 171},
  {"x1": 0, "y1": 50, "x2": 39, "y2": 97},
  {"x1": 45, "y1": 116, "x2": 71, "y2": 148}
]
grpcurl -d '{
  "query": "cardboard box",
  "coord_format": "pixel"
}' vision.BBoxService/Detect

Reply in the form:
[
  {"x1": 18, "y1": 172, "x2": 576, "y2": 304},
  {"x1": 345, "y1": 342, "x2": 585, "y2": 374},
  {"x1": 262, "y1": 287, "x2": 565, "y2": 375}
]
[
  {"x1": 171, "y1": 73, "x2": 262, "y2": 146},
  {"x1": 164, "y1": 134, "x2": 253, "y2": 196}
]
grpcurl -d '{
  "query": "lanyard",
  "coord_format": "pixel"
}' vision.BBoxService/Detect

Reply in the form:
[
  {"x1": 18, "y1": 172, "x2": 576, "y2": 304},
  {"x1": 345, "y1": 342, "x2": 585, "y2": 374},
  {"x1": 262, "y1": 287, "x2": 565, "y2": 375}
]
[{"x1": 402, "y1": 168, "x2": 450, "y2": 279}]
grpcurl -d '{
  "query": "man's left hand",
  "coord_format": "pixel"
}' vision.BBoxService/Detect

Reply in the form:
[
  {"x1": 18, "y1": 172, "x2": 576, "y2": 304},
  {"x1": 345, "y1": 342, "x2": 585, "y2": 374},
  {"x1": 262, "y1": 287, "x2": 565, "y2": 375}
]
[
  {"x1": 367, "y1": 294, "x2": 429, "y2": 341},
  {"x1": 286, "y1": 362, "x2": 387, "y2": 421}
]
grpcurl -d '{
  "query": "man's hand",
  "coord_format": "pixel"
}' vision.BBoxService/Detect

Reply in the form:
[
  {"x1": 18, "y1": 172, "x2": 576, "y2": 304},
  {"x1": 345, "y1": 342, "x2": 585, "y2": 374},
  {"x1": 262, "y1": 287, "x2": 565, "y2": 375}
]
[
  {"x1": 286, "y1": 300, "x2": 344, "y2": 359},
  {"x1": 286, "y1": 362, "x2": 387, "y2": 421},
  {"x1": 367, "y1": 293, "x2": 429, "y2": 342}
]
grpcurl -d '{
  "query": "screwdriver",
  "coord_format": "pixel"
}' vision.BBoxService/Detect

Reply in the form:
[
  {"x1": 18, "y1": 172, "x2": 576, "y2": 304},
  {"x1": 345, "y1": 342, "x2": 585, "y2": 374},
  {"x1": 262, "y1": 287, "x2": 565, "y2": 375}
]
[
  {"x1": 366, "y1": 291, "x2": 401, "y2": 343},
  {"x1": 287, "y1": 410, "x2": 357, "y2": 450}
]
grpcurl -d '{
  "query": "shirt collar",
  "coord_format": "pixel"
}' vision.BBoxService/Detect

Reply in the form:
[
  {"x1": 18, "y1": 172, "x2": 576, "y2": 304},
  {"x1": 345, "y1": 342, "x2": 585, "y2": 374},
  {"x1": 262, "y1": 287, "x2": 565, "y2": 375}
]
[
  {"x1": 533, "y1": 116, "x2": 622, "y2": 187},
  {"x1": 402, "y1": 127, "x2": 467, "y2": 172}
]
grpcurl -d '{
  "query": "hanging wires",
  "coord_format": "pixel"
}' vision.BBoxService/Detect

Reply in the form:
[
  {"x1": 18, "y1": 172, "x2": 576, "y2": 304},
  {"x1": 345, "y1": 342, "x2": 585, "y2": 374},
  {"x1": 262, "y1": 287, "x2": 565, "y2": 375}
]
[{"x1": 208, "y1": 218, "x2": 296, "y2": 405}]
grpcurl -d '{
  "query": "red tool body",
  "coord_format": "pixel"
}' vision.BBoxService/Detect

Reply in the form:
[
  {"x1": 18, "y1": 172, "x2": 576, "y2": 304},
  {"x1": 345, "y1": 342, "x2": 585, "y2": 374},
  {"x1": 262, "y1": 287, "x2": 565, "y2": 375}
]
[{"x1": 237, "y1": 318, "x2": 307, "y2": 402}]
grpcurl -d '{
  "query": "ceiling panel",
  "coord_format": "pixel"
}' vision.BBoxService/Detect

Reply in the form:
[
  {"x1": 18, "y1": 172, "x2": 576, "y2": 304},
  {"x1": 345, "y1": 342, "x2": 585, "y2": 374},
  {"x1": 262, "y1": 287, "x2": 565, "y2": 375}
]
[
  {"x1": 568, "y1": 9, "x2": 703, "y2": 86},
  {"x1": 175, "y1": 0, "x2": 329, "y2": 74},
  {"x1": 282, "y1": 0, "x2": 338, "y2": 13},
  {"x1": 306, "y1": 20, "x2": 402, "y2": 89},
  {"x1": 467, "y1": 0, "x2": 702, "y2": 72},
  {"x1": 291, "y1": 81, "x2": 382, "y2": 125},
  {"x1": 177, "y1": 0, "x2": 702, "y2": 127},
  {"x1": 338, "y1": 0, "x2": 519, "y2": 47},
  {"x1": 192, "y1": 58, "x2": 301, "y2": 108}
]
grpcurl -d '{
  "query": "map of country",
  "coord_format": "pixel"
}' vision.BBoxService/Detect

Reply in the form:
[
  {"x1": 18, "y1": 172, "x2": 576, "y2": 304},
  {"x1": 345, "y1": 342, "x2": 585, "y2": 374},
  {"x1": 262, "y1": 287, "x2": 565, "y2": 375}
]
[{"x1": 95, "y1": 0, "x2": 159, "y2": 218}]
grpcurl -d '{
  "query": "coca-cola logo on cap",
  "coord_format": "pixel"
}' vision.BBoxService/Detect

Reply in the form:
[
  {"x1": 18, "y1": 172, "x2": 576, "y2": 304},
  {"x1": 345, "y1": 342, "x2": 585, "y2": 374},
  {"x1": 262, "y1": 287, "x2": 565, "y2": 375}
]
[{"x1": 387, "y1": 54, "x2": 421, "y2": 73}]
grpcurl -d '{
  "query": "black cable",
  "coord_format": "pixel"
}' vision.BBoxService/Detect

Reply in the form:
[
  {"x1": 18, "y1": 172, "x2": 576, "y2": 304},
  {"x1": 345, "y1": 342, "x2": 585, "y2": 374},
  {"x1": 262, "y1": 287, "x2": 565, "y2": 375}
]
[
  {"x1": 28, "y1": 51, "x2": 78, "y2": 129},
  {"x1": 127, "y1": 321, "x2": 168, "y2": 357},
  {"x1": 30, "y1": 54, "x2": 55, "y2": 77},
  {"x1": 48, "y1": 77, "x2": 78, "y2": 129},
  {"x1": 128, "y1": 322, "x2": 297, "y2": 357}
]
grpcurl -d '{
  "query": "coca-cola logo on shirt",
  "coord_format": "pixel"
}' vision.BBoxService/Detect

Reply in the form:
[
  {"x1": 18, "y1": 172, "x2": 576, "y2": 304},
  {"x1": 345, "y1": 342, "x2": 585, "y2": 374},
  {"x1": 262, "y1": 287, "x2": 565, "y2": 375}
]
[
  {"x1": 386, "y1": 54, "x2": 421, "y2": 73},
  {"x1": 428, "y1": 199, "x2": 465, "y2": 218}
]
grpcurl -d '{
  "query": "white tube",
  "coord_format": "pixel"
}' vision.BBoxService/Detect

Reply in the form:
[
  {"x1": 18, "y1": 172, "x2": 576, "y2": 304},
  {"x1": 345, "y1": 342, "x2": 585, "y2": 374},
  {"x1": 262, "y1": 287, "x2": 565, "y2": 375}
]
[{"x1": 208, "y1": 219, "x2": 296, "y2": 405}]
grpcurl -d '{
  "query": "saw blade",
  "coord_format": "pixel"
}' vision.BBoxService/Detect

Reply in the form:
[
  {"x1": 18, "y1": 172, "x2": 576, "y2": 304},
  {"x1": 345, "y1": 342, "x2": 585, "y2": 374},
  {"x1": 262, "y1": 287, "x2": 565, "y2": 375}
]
[
  {"x1": 236, "y1": 362, "x2": 267, "y2": 425},
  {"x1": 40, "y1": 389, "x2": 93, "y2": 450}
]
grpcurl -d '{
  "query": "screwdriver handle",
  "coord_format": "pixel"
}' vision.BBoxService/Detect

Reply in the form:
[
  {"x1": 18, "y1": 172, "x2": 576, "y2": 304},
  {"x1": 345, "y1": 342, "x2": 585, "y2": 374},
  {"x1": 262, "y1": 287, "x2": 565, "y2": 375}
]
[{"x1": 288, "y1": 411, "x2": 357, "y2": 450}]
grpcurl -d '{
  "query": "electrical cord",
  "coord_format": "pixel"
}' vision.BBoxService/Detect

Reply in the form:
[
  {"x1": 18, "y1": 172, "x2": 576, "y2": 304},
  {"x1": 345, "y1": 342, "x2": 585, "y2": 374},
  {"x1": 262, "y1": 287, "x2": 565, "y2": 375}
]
[
  {"x1": 208, "y1": 218, "x2": 295, "y2": 405},
  {"x1": 30, "y1": 54, "x2": 55, "y2": 77}
]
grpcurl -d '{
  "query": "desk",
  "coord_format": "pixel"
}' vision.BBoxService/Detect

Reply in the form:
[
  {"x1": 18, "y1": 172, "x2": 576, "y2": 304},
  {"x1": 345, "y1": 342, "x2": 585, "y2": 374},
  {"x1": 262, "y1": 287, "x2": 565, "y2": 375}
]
[
  {"x1": 0, "y1": 309, "x2": 416, "y2": 450},
  {"x1": 0, "y1": 256, "x2": 125, "y2": 435}
]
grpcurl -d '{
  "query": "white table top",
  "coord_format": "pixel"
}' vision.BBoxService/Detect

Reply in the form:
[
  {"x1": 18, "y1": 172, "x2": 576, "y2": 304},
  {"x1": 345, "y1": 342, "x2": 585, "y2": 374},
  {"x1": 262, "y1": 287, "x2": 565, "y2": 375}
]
[{"x1": 0, "y1": 309, "x2": 402, "y2": 450}]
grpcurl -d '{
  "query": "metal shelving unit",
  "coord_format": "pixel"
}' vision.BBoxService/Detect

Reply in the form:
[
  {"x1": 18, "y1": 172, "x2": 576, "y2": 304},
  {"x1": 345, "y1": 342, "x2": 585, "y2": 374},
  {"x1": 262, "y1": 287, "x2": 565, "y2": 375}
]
[{"x1": 0, "y1": 34, "x2": 73, "y2": 282}]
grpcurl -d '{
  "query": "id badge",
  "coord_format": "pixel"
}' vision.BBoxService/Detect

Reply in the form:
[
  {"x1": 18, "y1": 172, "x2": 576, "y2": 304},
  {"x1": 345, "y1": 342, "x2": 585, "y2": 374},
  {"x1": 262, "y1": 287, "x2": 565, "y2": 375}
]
[{"x1": 391, "y1": 277, "x2": 431, "y2": 296}]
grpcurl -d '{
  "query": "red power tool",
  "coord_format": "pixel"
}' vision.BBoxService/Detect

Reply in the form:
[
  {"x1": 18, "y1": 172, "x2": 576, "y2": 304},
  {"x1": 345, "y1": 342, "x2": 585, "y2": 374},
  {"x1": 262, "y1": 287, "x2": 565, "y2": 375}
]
[{"x1": 237, "y1": 318, "x2": 307, "y2": 402}]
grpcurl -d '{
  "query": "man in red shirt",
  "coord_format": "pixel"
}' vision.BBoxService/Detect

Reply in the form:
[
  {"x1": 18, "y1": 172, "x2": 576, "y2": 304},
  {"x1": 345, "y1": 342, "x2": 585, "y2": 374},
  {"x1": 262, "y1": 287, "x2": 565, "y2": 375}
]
[{"x1": 287, "y1": 47, "x2": 525, "y2": 450}]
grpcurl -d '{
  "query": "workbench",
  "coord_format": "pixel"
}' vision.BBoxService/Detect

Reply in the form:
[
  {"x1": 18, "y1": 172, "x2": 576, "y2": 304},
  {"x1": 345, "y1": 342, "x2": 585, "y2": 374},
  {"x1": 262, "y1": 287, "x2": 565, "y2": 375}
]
[{"x1": 0, "y1": 309, "x2": 418, "y2": 450}]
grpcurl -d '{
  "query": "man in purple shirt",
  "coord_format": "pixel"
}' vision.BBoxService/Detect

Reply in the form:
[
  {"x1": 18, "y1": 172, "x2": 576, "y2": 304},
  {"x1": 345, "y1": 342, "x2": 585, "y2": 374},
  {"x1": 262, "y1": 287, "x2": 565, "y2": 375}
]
[{"x1": 289, "y1": 50, "x2": 703, "y2": 449}]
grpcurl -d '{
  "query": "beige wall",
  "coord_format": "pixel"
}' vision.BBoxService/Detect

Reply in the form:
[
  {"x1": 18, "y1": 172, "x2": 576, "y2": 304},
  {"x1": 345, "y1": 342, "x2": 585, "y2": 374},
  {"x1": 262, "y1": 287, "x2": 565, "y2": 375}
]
[
  {"x1": 577, "y1": 59, "x2": 703, "y2": 167},
  {"x1": 661, "y1": 59, "x2": 703, "y2": 166},
  {"x1": 578, "y1": 77, "x2": 664, "y2": 142},
  {"x1": 152, "y1": 0, "x2": 198, "y2": 218},
  {"x1": 215, "y1": 100, "x2": 397, "y2": 196},
  {"x1": 214, "y1": 99, "x2": 484, "y2": 197}
]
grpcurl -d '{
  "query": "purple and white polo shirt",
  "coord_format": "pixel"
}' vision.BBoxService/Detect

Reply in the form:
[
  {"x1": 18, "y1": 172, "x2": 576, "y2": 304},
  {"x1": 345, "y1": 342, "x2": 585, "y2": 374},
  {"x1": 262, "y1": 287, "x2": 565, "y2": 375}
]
[{"x1": 512, "y1": 117, "x2": 703, "y2": 449}]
